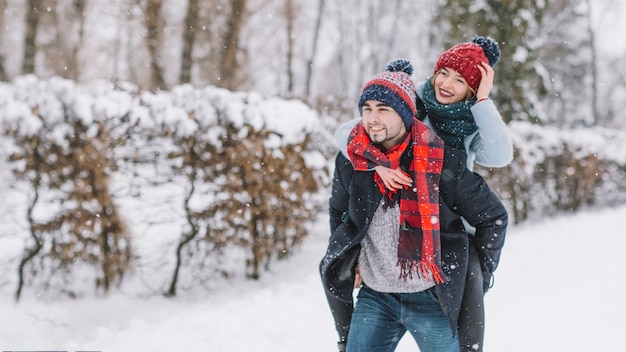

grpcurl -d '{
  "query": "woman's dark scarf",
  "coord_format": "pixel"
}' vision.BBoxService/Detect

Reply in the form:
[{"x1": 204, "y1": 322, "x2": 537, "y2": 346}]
[
  {"x1": 347, "y1": 118, "x2": 445, "y2": 283},
  {"x1": 421, "y1": 79, "x2": 478, "y2": 149}
]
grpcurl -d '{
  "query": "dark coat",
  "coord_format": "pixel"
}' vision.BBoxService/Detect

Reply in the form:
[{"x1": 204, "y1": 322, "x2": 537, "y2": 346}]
[{"x1": 319, "y1": 144, "x2": 508, "y2": 339}]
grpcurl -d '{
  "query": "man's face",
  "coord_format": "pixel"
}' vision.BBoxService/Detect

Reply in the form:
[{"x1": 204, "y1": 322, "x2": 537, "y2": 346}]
[{"x1": 361, "y1": 100, "x2": 407, "y2": 150}]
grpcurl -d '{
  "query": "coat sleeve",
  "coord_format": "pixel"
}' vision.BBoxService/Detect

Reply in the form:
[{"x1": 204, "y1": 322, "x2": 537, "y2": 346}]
[
  {"x1": 449, "y1": 148, "x2": 508, "y2": 291},
  {"x1": 329, "y1": 152, "x2": 354, "y2": 233},
  {"x1": 468, "y1": 99, "x2": 513, "y2": 168},
  {"x1": 334, "y1": 118, "x2": 360, "y2": 160},
  {"x1": 322, "y1": 152, "x2": 358, "y2": 344}
]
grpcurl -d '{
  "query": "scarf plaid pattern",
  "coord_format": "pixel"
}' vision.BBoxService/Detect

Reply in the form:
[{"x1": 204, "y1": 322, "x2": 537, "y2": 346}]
[{"x1": 347, "y1": 118, "x2": 446, "y2": 283}]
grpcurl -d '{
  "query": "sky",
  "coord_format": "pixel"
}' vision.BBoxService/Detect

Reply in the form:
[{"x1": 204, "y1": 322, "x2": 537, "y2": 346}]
[{"x1": 1, "y1": 203, "x2": 624, "y2": 351}]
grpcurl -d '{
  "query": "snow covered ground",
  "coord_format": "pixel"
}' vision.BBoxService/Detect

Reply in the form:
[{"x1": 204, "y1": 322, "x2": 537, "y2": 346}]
[{"x1": 1, "y1": 203, "x2": 624, "y2": 351}]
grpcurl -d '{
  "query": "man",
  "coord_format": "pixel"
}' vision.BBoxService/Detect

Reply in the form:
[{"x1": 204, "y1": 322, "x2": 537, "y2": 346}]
[{"x1": 319, "y1": 59, "x2": 508, "y2": 352}]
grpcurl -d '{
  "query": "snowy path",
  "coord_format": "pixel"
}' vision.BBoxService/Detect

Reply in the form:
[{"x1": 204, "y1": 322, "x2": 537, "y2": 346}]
[{"x1": 2, "y1": 205, "x2": 625, "y2": 351}]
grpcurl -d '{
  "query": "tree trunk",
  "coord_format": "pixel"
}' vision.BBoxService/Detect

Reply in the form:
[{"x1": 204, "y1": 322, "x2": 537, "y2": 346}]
[
  {"x1": 70, "y1": 0, "x2": 87, "y2": 81},
  {"x1": 145, "y1": 0, "x2": 166, "y2": 90},
  {"x1": 219, "y1": 0, "x2": 247, "y2": 90},
  {"x1": 0, "y1": 0, "x2": 7, "y2": 80},
  {"x1": 305, "y1": 0, "x2": 325, "y2": 97},
  {"x1": 23, "y1": 0, "x2": 42, "y2": 74},
  {"x1": 585, "y1": 0, "x2": 598, "y2": 125},
  {"x1": 48, "y1": 0, "x2": 87, "y2": 80},
  {"x1": 180, "y1": 0, "x2": 199, "y2": 84},
  {"x1": 284, "y1": 0, "x2": 295, "y2": 95}
]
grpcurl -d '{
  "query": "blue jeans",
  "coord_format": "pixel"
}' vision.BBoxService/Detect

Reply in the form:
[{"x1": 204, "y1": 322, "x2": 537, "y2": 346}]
[{"x1": 346, "y1": 285, "x2": 459, "y2": 352}]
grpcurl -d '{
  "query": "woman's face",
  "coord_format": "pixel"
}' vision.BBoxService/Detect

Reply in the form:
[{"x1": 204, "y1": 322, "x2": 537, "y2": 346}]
[{"x1": 433, "y1": 67, "x2": 470, "y2": 105}]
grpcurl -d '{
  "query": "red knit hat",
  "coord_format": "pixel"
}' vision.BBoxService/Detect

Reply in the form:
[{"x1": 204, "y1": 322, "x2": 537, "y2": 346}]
[{"x1": 433, "y1": 36, "x2": 501, "y2": 91}]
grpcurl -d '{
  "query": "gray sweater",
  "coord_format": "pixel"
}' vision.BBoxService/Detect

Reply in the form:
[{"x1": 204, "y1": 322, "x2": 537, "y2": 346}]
[{"x1": 358, "y1": 202, "x2": 435, "y2": 293}]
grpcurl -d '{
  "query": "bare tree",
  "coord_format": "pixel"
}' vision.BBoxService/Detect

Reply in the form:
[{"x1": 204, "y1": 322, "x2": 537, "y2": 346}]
[
  {"x1": 70, "y1": 0, "x2": 88, "y2": 80},
  {"x1": 585, "y1": 0, "x2": 598, "y2": 124},
  {"x1": 304, "y1": 0, "x2": 325, "y2": 98},
  {"x1": 283, "y1": 0, "x2": 296, "y2": 95},
  {"x1": 144, "y1": 0, "x2": 166, "y2": 90},
  {"x1": 23, "y1": 0, "x2": 43, "y2": 74},
  {"x1": 0, "y1": 0, "x2": 7, "y2": 80},
  {"x1": 180, "y1": 0, "x2": 199, "y2": 84},
  {"x1": 43, "y1": 0, "x2": 88, "y2": 80},
  {"x1": 219, "y1": 0, "x2": 247, "y2": 90}
]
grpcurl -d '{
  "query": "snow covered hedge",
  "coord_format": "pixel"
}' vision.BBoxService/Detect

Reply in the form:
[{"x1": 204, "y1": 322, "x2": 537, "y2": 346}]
[
  {"x1": 479, "y1": 121, "x2": 626, "y2": 223},
  {"x1": 0, "y1": 75, "x2": 333, "y2": 299}
]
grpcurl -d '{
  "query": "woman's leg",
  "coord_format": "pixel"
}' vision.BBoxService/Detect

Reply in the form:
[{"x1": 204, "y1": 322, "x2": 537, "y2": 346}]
[{"x1": 458, "y1": 244, "x2": 485, "y2": 351}]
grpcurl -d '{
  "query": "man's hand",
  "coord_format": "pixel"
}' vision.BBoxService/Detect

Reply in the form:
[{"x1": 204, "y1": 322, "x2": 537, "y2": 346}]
[{"x1": 354, "y1": 266, "x2": 362, "y2": 288}]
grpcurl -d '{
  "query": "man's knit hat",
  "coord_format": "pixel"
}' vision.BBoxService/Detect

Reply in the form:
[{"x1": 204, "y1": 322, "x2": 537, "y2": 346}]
[
  {"x1": 433, "y1": 36, "x2": 501, "y2": 91},
  {"x1": 358, "y1": 59, "x2": 417, "y2": 129}
]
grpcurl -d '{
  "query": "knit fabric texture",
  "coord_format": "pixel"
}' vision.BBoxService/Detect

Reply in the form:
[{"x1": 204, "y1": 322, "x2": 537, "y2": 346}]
[
  {"x1": 421, "y1": 80, "x2": 478, "y2": 149},
  {"x1": 358, "y1": 59, "x2": 417, "y2": 129},
  {"x1": 433, "y1": 36, "x2": 501, "y2": 91},
  {"x1": 358, "y1": 202, "x2": 436, "y2": 293}
]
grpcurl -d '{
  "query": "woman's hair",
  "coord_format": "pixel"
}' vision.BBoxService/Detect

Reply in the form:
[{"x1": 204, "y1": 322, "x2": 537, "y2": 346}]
[{"x1": 432, "y1": 69, "x2": 477, "y2": 101}]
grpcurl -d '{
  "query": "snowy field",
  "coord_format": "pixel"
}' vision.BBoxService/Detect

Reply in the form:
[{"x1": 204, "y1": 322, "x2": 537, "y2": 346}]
[{"x1": 1, "y1": 203, "x2": 624, "y2": 351}]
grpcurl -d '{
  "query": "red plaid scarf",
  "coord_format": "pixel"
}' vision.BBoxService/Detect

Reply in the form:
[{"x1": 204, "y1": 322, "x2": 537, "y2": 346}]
[{"x1": 347, "y1": 118, "x2": 445, "y2": 283}]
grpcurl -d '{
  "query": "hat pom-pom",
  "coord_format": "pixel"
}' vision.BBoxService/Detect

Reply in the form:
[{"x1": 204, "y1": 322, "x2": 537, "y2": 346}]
[
  {"x1": 387, "y1": 59, "x2": 413, "y2": 76},
  {"x1": 473, "y1": 36, "x2": 500, "y2": 66}
]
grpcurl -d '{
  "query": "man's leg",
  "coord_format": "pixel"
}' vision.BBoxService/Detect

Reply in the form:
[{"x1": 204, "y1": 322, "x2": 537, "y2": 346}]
[
  {"x1": 346, "y1": 285, "x2": 405, "y2": 352},
  {"x1": 404, "y1": 287, "x2": 459, "y2": 352}
]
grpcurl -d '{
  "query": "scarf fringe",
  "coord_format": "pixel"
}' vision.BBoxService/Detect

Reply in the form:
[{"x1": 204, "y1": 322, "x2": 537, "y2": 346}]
[{"x1": 397, "y1": 259, "x2": 445, "y2": 284}]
